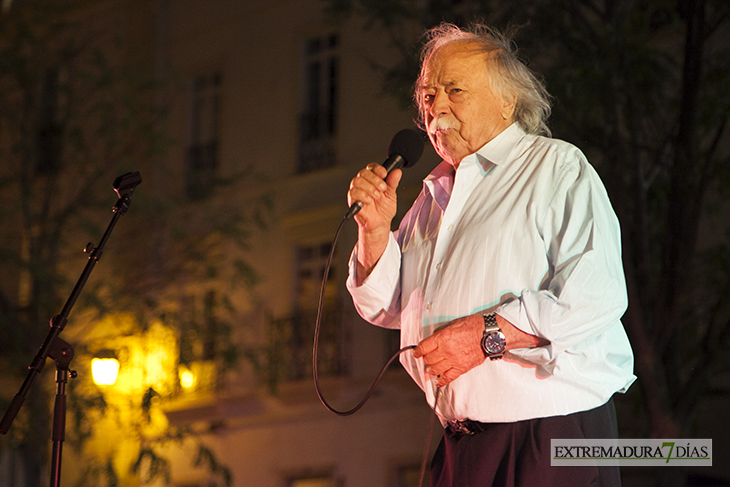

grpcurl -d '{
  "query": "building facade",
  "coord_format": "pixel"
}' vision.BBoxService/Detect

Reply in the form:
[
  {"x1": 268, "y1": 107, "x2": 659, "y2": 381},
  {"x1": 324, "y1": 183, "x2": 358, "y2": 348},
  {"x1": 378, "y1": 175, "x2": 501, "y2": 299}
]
[{"x1": 140, "y1": 1, "x2": 439, "y2": 486}]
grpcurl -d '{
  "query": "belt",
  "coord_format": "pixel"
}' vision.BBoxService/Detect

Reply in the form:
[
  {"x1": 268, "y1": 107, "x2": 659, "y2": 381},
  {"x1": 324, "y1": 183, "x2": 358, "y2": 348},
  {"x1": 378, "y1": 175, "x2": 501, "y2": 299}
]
[{"x1": 446, "y1": 419, "x2": 490, "y2": 437}]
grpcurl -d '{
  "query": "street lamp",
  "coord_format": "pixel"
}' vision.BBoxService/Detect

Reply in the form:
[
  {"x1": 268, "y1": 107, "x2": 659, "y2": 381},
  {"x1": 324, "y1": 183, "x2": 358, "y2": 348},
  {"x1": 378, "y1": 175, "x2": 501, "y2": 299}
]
[
  {"x1": 91, "y1": 351, "x2": 119, "y2": 386},
  {"x1": 178, "y1": 364, "x2": 196, "y2": 390}
]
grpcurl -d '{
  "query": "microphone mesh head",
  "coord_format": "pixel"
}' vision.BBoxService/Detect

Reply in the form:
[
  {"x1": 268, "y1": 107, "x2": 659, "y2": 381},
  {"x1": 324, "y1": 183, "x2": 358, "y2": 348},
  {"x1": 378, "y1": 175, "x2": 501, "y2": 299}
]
[{"x1": 387, "y1": 129, "x2": 425, "y2": 168}]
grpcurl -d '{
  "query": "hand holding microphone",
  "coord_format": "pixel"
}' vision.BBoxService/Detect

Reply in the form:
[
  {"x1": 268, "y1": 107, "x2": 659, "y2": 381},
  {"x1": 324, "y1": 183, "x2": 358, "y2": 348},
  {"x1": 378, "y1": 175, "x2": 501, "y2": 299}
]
[
  {"x1": 346, "y1": 129, "x2": 424, "y2": 282},
  {"x1": 345, "y1": 129, "x2": 425, "y2": 223}
]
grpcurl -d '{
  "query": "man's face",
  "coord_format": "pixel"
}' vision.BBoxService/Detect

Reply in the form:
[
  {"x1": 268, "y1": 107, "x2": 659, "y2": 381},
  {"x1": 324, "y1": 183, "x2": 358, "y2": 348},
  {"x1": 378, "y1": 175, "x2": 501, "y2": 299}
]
[{"x1": 419, "y1": 41, "x2": 515, "y2": 167}]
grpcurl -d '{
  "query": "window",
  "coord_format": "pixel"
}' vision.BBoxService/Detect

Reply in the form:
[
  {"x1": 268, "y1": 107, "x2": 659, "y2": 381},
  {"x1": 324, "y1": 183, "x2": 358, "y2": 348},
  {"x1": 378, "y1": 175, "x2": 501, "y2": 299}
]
[
  {"x1": 179, "y1": 290, "x2": 219, "y2": 363},
  {"x1": 295, "y1": 243, "x2": 336, "y2": 312},
  {"x1": 269, "y1": 242, "x2": 346, "y2": 381},
  {"x1": 298, "y1": 34, "x2": 338, "y2": 173},
  {"x1": 177, "y1": 291, "x2": 221, "y2": 392},
  {"x1": 186, "y1": 72, "x2": 221, "y2": 200}
]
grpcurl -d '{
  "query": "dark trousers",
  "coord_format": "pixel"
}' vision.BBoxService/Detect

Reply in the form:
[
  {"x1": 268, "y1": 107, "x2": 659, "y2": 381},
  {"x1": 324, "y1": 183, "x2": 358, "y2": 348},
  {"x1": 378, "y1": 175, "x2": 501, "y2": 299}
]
[{"x1": 431, "y1": 399, "x2": 621, "y2": 487}]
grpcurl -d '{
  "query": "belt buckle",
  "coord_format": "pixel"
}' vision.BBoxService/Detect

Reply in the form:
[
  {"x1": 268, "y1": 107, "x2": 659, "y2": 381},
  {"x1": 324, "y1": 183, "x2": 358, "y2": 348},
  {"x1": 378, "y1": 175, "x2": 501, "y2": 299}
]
[{"x1": 448, "y1": 420, "x2": 475, "y2": 436}]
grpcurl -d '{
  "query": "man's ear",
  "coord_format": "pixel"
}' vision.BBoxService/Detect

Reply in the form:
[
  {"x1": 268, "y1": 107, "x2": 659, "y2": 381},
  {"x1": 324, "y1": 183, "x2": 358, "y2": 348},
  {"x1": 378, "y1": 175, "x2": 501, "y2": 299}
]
[{"x1": 501, "y1": 92, "x2": 517, "y2": 121}]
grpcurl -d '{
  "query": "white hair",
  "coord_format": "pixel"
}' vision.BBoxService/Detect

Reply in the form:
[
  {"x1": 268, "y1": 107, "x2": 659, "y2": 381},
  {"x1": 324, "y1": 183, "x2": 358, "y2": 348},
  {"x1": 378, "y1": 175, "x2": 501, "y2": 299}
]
[{"x1": 415, "y1": 22, "x2": 552, "y2": 137}]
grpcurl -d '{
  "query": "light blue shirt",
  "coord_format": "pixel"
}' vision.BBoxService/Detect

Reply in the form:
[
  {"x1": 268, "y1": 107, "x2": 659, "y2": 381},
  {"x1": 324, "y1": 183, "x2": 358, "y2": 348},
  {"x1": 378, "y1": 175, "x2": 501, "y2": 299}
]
[{"x1": 347, "y1": 123, "x2": 635, "y2": 423}]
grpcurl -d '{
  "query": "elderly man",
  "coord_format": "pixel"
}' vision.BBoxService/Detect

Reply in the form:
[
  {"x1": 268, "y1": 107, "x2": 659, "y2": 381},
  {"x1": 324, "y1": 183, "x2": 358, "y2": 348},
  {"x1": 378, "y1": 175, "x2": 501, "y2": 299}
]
[{"x1": 346, "y1": 22, "x2": 635, "y2": 486}]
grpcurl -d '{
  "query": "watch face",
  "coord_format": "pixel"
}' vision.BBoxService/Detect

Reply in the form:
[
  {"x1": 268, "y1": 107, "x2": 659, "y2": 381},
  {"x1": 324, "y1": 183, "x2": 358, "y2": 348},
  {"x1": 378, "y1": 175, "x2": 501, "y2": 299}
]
[{"x1": 483, "y1": 332, "x2": 505, "y2": 354}]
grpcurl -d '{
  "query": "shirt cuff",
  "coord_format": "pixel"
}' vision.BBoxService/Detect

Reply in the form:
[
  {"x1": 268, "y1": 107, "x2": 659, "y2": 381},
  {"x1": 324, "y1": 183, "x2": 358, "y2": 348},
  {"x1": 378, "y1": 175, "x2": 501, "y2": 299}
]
[
  {"x1": 346, "y1": 233, "x2": 401, "y2": 323},
  {"x1": 496, "y1": 297, "x2": 556, "y2": 368}
]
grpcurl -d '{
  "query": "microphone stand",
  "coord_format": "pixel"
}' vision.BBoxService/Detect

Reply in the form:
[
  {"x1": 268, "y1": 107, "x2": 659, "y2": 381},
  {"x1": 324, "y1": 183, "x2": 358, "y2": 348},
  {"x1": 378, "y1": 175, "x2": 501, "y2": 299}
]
[{"x1": 0, "y1": 172, "x2": 142, "y2": 487}]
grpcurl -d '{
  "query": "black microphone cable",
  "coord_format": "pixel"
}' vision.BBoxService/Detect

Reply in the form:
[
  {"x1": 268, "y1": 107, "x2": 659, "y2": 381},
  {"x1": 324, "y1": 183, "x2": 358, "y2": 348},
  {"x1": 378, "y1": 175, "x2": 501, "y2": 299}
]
[
  {"x1": 313, "y1": 127, "x2": 425, "y2": 415},
  {"x1": 312, "y1": 215, "x2": 441, "y2": 487},
  {"x1": 312, "y1": 128, "x2": 434, "y2": 485},
  {"x1": 312, "y1": 215, "x2": 417, "y2": 416}
]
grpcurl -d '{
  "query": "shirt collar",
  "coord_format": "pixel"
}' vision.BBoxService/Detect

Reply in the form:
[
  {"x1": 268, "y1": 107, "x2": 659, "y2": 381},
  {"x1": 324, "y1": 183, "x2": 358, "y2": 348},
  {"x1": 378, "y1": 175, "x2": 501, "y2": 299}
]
[
  {"x1": 423, "y1": 160, "x2": 454, "y2": 212},
  {"x1": 423, "y1": 123, "x2": 525, "y2": 203},
  {"x1": 473, "y1": 122, "x2": 525, "y2": 169}
]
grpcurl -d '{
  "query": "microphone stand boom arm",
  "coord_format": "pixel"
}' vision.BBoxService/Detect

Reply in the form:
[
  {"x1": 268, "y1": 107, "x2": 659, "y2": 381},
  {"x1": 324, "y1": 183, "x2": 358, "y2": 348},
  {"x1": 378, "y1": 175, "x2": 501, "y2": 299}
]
[{"x1": 0, "y1": 171, "x2": 141, "y2": 487}]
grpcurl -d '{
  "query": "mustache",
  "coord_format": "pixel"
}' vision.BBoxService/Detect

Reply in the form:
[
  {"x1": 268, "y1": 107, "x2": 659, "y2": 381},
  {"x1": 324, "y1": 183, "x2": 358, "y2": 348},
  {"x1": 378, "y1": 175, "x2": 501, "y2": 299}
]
[{"x1": 428, "y1": 117, "x2": 458, "y2": 134}]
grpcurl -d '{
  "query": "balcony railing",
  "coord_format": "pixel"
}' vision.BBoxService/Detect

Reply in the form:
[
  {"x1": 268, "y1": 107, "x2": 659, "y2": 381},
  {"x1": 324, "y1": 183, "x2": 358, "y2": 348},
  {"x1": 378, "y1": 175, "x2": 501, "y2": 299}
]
[{"x1": 268, "y1": 305, "x2": 348, "y2": 384}]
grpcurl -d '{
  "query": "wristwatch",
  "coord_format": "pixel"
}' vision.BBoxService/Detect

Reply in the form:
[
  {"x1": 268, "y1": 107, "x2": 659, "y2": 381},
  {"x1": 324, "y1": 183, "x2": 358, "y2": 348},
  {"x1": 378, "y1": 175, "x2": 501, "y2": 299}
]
[{"x1": 481, "y1": 313, "x2": 506, "y2": 360}]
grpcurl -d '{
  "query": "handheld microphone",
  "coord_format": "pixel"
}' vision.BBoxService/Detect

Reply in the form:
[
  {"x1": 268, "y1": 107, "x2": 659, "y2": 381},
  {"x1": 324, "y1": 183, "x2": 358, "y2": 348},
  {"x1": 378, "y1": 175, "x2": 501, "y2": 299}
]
[{"x1": 345, "y1": 128, "x2": 425, "y2": 219}]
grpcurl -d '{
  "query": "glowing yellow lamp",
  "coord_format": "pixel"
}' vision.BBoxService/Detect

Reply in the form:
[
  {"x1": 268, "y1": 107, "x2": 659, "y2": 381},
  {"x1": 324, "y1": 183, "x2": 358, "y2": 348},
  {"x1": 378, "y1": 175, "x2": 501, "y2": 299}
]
[
  {"x1": 92, "y1": 358, "x2": 120, "y2": 386},
  {"x1": 179, "y1": 366, "x2": 196, "y2": 389}
]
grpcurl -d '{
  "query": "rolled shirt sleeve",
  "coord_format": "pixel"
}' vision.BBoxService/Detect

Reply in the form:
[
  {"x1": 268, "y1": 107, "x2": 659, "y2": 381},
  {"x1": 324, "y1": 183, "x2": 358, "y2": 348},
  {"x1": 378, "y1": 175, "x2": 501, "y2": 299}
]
[
  {"x1": 497, "y1": 156, "x2": 629, "y2": 371},
  {"x1": 346, "y1": 232, "x2": 402, "y2": 329}
]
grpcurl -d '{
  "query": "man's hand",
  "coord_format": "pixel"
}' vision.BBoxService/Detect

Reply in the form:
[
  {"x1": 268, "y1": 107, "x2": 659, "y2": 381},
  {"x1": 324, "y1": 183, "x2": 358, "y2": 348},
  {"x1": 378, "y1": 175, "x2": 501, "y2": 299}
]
[
  {"x1": 347, "y1": 163, "x2": 402, "y2": 283},
  {"x1": 414, "y1": 313, "x2": 549, "y2": 387},
  {"x1": 348, "y1": 163, "x2": 401, "y2": 232},
  {"x1": 413, "y1": 314, "x2": 485, "y2": 388}
]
